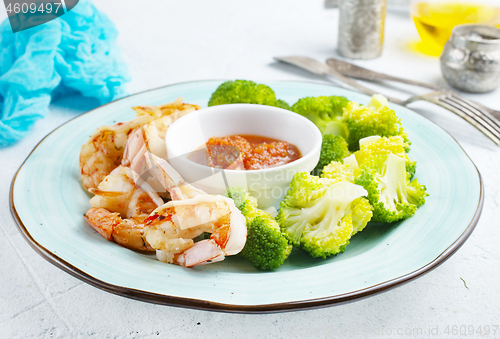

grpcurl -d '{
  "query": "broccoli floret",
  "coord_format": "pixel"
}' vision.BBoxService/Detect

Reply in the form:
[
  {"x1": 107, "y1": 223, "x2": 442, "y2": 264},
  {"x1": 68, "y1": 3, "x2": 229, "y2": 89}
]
[
  {"x1": 352, "y1": 136, "x2": 426, "y2": 222},
  {"x1": 342, "y1": 98, "x2": 410, "y2": 152},
  {"x1": 312, "y1": 134, "x2": 350, "y2": 176},
  {"x1": 273, "y1": 99, "x2": 291, "y2": 111},
  {"x1": 321, "y1": 161, "x2": 355, "y2": 183},
  {"x1": 208, "y1": 80, "x2": 289, "y2": 110},
  {"x1": 354, "y1": 136, "x2": 416, "y2": 180},
  {"x1": 243, "y1": 216, "x2": 293, "y2": 271},
  {"x1": 355, "y1": 152, "x2": 428, "y2": 223},
  {"x1": 349, "y1": 197, "x2": 373, "y2": 235},
  {"x1": 276, "y1": 172, "x2": 372, "y2": 259},
  {"x1": 226, "y1": 186, "x2": 250, "y2": 212},
  {"x1": 291, "y1": 96, "x2": 349, "y2": 137},
  {"x1": 321, "y1": 162, "x2": 373, "y2": 234},
  {"x1": 226, "y1": 187, "x2": 292, "y2": 270}
]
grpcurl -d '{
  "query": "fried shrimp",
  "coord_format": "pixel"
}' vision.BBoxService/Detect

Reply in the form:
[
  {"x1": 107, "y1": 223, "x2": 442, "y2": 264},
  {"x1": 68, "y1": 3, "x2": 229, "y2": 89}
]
[
  {"x1": 84, "y1": 166, "x2": 164, "y2": 251},
  {"x1": 79, "y1": 115, "x2": 153, "y2": 191},
  {"x1": 132, "y1": 97, "x2": 200, "y2": 119},
  {"x1": 88, "y1": 165, "x2": 163, "y2": 215},
  {"x1": 80, "y1": 98, "x2": 200, "y2": 191},
  {"x1": 144, "y1": 195, "x2": 247, "y2": 266},
  {"x1": 144, "y1": 152, "x2": 205, "y2": 201},
  {"x1": 141, "y1": 153, "x2": 247, "y2": 267},
  {"x1": 141, "y1": 109, "x2": 196, "y2": 160},
  {"x1": 122, "y1": 108, "x2": 200, "y2": 177},
  {"x1": 84, "y1": 208, "x2": 154, "y2": 251},
  {"x1": 84, "y1": 158, "x2": 247, "y2": 265},
  {"x1": 80, "y1": 98, "x2": 243, "y2": 267}
]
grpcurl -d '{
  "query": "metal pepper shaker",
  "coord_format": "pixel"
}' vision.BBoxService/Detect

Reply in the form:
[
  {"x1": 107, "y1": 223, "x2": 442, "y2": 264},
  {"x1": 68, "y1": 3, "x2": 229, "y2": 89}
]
[
  {"x1": 338, "y1": 0, "x2": 388, "y2": 59},
  {"x1": 440, "y1": 24, "x2": 500, "y2": 93}
]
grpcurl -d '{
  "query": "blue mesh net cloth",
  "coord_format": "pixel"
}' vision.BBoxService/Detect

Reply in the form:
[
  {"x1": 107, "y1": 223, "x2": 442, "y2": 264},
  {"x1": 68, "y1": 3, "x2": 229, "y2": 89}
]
[{"x1": 0, "y1": 0, "x2": 130, "y2": 147}]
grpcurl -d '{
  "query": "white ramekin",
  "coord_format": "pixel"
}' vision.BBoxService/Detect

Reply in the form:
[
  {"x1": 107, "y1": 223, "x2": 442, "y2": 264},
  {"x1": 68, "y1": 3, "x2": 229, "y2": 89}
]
[{"x1": 165, "y1": 104, "x2": 322, "y2": 209}]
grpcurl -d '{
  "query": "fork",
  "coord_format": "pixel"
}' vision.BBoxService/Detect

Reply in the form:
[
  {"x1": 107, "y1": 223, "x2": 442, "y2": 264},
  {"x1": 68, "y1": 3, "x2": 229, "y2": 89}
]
[
  {"x1": 402, "y1": 91, "x2": 500, "y2": 146},
  {"x1": 326, "y1": 57, "x2": 500, "y2": 121},
  {"x1": 274, "y1": 56, "x2": 500, "y2": 146}
]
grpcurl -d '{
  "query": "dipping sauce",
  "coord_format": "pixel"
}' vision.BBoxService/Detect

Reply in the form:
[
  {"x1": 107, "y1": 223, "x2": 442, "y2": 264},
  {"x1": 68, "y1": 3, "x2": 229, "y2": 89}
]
[{"x1": 188, "y1": 135, "x2": 301, "y2": 170}]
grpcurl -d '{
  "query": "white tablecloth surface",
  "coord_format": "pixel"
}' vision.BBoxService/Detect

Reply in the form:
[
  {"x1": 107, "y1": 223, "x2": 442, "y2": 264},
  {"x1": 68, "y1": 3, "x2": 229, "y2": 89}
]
[{"x1": 1, "y1": 1, "x2": 499, "y2": 337}]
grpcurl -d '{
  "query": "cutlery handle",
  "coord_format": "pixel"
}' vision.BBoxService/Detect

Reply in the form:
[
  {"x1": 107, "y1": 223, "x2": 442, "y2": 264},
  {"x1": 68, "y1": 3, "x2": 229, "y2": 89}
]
[
  {"x1": 326, "y1": 57, "x2": 500, "y2": 119},
  {"x1": 325, "y1": 68, "x2": 404, "y2": 105},
  {"x1": 326, "y1": 58, "x2": 442, "y2": 91},
  {"x1": 370, "y1": 73, "x2": 443, "y2": 91}
]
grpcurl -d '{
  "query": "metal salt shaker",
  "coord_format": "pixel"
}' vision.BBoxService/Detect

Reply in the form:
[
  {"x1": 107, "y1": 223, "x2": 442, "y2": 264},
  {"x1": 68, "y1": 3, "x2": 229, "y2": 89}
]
[
  {"x1": 338, "y1": 0, "x2": 388, "y2": 59},
  {"x1": 440, "y1": 24, "x2": 500, "y2": 93}
]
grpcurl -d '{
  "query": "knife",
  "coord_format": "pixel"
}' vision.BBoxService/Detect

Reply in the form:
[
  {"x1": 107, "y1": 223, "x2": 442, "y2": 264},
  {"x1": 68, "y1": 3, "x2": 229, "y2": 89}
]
[
  {"x1": 273, "y1": 56, "x2": 403, "y2": 104},
  {"x1": 275, "y1": 55, "x2": 500, "y2": 144},
  {"x1": 326, "y1": 58, "x2": 442, "y2": 90}
]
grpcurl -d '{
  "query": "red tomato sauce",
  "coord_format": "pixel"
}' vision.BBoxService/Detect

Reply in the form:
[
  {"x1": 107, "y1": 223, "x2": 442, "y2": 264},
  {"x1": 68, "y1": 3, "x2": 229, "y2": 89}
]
[{"x1": 188, "y1": 135, "x2": 301, "y2": 170}]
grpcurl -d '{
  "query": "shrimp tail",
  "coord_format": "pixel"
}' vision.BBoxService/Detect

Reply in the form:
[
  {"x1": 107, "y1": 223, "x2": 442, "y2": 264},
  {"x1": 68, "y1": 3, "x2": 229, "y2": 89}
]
[
  {"x1": 84, "y1": 207, "x2": 121, "y2": 241},
  {"x1": 174, "y1": 239, "x2": 225, "y2": 267},
  {"x1": 122, "y1": 128, "x2": 148, "y2": 175}
]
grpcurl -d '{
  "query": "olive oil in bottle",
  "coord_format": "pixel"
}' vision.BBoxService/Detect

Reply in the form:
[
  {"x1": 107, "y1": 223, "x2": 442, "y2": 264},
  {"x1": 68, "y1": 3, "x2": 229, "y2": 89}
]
[{"x1": 411, "y1": 1, "x2": 500, "y2": 56}]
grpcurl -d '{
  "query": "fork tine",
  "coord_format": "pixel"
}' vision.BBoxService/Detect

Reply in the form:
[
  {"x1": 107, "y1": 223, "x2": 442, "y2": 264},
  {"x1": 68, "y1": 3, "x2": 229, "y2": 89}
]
[
  {"x1": 441, "y1": 96, "x2": 500, "y2": 136},
  {"x1": 438, "y1": 98, "x2": 500, "y2": 146},
  {"x1": 416, "y1": 90, "x2": 500, "y2": 146},
  {"x1": 444, "y1": 96, "x2": 500, "y2": 134},
  {"x1": 448, "y1": 94, "x2": 500, "y2": 128}
]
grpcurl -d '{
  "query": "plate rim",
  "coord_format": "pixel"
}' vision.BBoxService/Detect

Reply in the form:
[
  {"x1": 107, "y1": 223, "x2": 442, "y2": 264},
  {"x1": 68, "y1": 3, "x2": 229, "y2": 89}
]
[{"x1": 9, "y1": 79, "x2": 485, "y2": 313}]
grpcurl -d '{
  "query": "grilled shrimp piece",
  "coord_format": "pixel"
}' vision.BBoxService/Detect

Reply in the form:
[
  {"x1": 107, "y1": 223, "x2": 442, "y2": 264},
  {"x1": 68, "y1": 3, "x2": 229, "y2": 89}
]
[
  {"x1": 89, "y1": 165, "x2": 163, "y2": 215},
  {"x1": 142, "y1": 106, "x2": 199, "y2": 160},
  {"x1": 80, "y1": 98, "x2": 200, "y2": 191},
  {"x1": 121, "y1": 113, "x2": 192, "y2": 174},
  {"x1": 84, "y1": 166, "x2": 163, "y2": 251},
  {"x1": 125, "y1": 98, "x2": 201, "y2": 165},
  {"x1": 132, "y1": 97, "x2": 200, "y2": 120},
  {"x1": 80, "y1": 116, "x2": 153, "y2": 191},
  {"x1": 144, "y1": 152, "x2": 205, "y2": 201},
  {"x1": 144, "y1": 195, "x2": 247, "y2": 266},
  {"x1": 120, "y1": 105, "x2": 200, "y2": 198},
  {"x1": 142, "y1": 152, "x2": 247, "y2": 267},
  {"x1": 85, "y1": 157, "x2": 247, "y2": 265},
  {"x1": 85, "y1": 208, "x2": 154, "y2": 251}
]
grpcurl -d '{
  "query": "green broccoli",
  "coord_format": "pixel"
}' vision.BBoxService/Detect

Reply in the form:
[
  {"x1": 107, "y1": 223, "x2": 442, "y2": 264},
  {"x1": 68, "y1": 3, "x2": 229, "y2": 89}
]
[
  {"x1": 226, "y1": 186, "x2": 251, "y2": 212},
  {"x1": 291, "y1": 96, "x2": 349, "y2": 137},
  {"x1": 226, "y1": 187, "x2": 292, "y2": 271},
  {"x1": 354, "y1": 135, "x2": 416, "y2": 180},
  {"x1": 353, "y1": 137, "x2": 428, "y2": 223},
  {"x1": 312, "y1": 134, "x2": 350, "y2": 177},
  {"x1": 321, "y1": 161, "x2": 355, "y2": 183},
  {"x1": 243, "y1": 216, "x2": 293, "y2": 271},
  {"x1": 350, "y1": 197, "x2": 374, "y2": 235},
  {"x1": 208, "y1": 80, "x2": 290, "y2": 109},
  {"x1": 342, "y1": 97, "x2": 410, "y2": 152},
  {"x1": 276, "y1": 172, "x2": 373, "y2": 259},
  {"x1": 273, "y1": 99, "x2": 291, "y2": 110},
  {"x1": 321, "y1": 161, "x2": 373, "y2": 234}
]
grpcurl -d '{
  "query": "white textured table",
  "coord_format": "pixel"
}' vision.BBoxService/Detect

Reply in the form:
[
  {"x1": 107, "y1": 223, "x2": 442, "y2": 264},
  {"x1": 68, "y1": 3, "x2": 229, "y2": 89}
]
[{"x1": 1, "y1": 1, "x2": 499, "y2": 337}]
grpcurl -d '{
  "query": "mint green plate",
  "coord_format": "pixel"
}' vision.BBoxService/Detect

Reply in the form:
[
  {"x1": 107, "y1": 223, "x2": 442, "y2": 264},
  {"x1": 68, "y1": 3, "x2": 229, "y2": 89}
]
[{"x1": 10, "y1": 80, "x2": 483, "y2": 313}]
